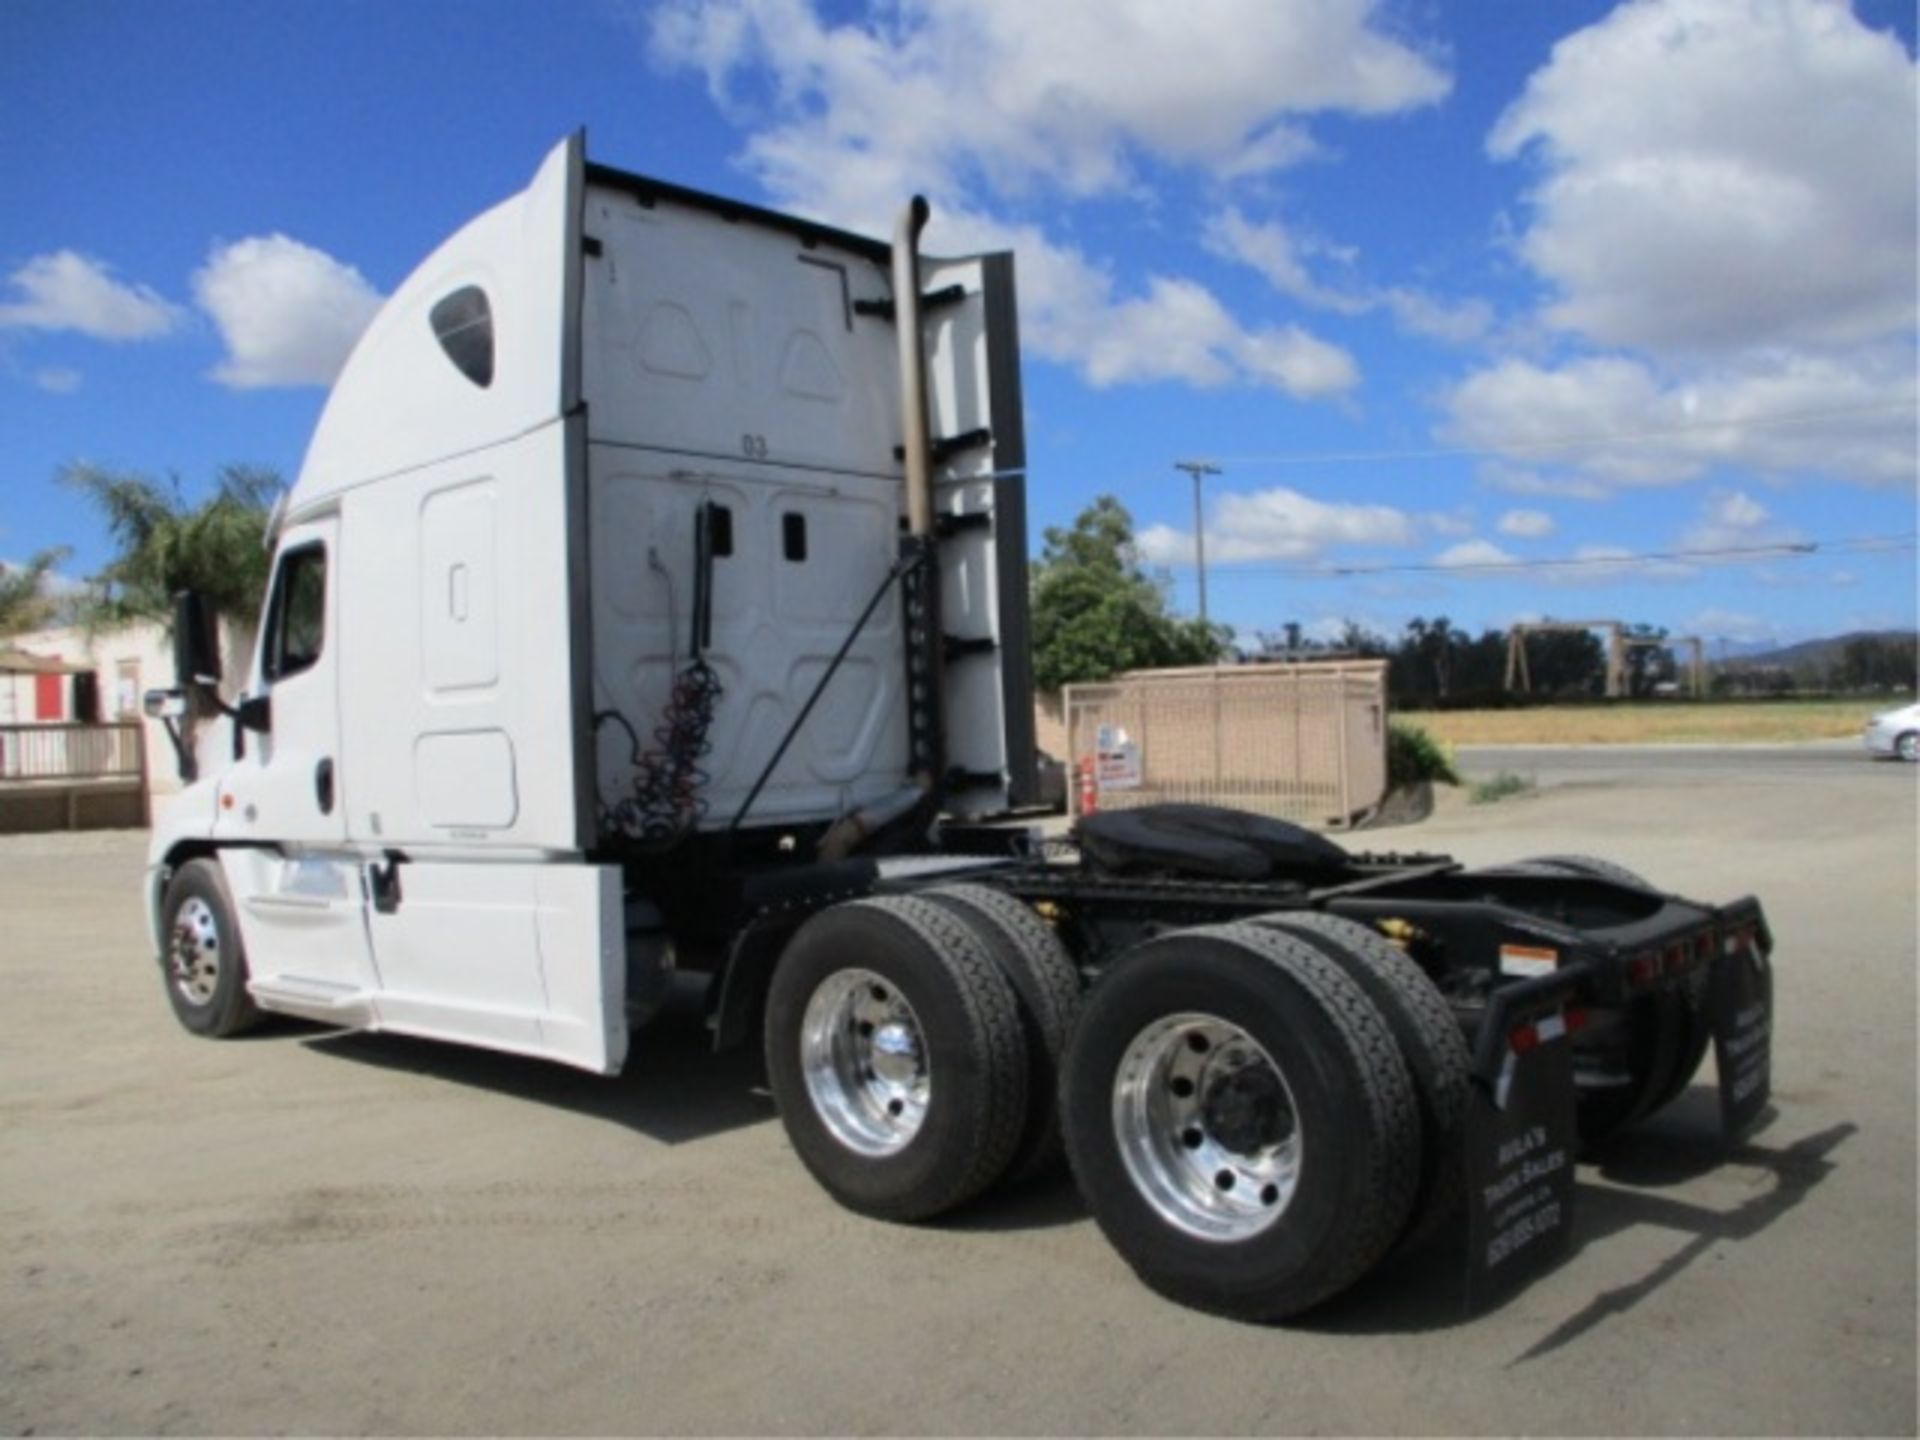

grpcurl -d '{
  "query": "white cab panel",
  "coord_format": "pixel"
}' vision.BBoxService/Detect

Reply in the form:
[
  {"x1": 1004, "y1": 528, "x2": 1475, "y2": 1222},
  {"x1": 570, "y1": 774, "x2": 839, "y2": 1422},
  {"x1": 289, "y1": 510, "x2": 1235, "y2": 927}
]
[
  {"x1": 587, "y1": 457, "x2": 910, "y2": 827},
  {"x1": 364, "y1": 860, "x2": 626, "y2": 1074},
  {"x1": 337, "y1": 423, "x2": 579, "y2": 850},
  {"x1": 291, "y1": 137, "x2": 579, "y2": 505},
  {"x1": 581, "y1": 184, "x2": 900, "y2": 475},
  {"x1": 221, "y1": 846, "x2": 378, "y2": 1019}
]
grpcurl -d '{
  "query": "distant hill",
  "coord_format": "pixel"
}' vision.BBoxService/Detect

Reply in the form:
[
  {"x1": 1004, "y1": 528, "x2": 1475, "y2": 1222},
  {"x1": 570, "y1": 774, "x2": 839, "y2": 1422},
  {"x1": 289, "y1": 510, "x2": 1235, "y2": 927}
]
[{"x1": 1731, "y1": 630, "x2": 1919, "y2": 670}]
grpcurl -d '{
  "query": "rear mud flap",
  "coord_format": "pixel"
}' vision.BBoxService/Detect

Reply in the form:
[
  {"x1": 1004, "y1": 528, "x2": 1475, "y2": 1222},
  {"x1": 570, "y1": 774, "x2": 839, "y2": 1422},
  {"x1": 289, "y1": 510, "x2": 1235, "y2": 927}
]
[
  {"x1": 1709, "y1": 939, "x2": 1773, "y2": 1142},
  {"x1": 1463, "y1": 1016, "x2": 1578, "y2": 1311}
]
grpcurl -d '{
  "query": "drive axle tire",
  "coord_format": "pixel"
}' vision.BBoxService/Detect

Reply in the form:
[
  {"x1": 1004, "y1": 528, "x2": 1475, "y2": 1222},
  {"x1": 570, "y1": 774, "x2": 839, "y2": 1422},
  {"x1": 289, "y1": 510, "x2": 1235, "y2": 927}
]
[
  {"x1": 1524, "y1": 855, "x2": 1709, "y2": 1144},
  {"x1": 1247, "y1": 911, "x2": 1470, "y2": 1255},
  {"x1": 764, "y1": 896, "x2": 1029, "y2": 1222},
  {"x1": 923, "y1": 884, "x2": 1083, "y2": 1186},
  {"x1": 1061, "y1": 923, "x2": 1419, "y2": 1321},
  {"x1": 159, "y1": 858, "x2": 261, "y2": 1038}
]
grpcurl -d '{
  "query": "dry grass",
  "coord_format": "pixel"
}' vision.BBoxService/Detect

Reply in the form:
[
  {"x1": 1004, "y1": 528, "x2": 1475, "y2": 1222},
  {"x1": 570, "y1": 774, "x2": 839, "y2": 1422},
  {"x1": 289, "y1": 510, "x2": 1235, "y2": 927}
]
[{"x1": 1404, "y1": 699, "x2": 1893, "y2": 747}]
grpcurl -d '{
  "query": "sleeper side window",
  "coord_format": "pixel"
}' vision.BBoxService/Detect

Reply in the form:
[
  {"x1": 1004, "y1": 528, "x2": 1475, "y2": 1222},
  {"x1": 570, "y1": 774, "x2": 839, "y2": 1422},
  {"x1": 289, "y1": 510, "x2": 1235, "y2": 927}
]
[
  {"x1": 431, "y1": 286, "x2": 494, "y2": 388},
  {"x1": 264, "y1": 545, "x2": 327, "y2": 682}
]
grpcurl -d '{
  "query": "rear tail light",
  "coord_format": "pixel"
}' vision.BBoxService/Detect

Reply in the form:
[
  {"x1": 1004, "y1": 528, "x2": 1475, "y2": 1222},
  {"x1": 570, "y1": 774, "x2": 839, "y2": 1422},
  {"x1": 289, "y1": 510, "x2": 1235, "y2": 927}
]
[
  {"x1": 1509, "y1": 1007, "x2": 1584, "y2": 1053},
  {"x1": 1629, "y1": 952, "x2": 1662, "y2": 987}
]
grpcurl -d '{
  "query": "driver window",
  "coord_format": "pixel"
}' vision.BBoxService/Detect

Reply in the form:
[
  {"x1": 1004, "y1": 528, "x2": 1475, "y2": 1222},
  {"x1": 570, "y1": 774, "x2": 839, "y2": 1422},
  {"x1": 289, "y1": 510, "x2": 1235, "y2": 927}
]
[{"x1": 264, "y1": 545, "x2": 327, "y2": 681}]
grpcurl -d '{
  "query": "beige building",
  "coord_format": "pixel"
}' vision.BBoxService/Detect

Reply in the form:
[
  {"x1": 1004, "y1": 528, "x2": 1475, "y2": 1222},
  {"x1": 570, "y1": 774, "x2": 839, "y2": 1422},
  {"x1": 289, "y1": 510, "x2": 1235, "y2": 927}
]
[{"x1": 3, "y1": 617, "x2": 250, "y2": 797}]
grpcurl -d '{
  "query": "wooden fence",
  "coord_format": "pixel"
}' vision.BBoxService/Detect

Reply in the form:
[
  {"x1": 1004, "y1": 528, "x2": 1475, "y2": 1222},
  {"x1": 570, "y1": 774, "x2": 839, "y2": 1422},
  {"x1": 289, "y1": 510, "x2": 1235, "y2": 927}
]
[
  {"x1": 1064, "y1": 662, "x2": 1390, "y2": 828},
  {"x1": 0, "y1": 722, "x2": 149, "y2": 832}
]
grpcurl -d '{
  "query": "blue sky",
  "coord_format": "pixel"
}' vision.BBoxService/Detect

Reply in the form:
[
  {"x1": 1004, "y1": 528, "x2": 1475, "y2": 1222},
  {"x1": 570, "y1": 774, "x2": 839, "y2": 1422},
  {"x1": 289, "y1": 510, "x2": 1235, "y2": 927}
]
[{"x1": 2, "y1": 0, "x2": 1914, "y2": 654}]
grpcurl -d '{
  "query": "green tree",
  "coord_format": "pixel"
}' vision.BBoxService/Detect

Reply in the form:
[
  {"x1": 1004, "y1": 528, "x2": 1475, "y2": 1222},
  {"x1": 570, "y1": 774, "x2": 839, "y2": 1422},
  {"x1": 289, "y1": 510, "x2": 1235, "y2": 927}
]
[
  {"x1": 0, "y1": 547, "x2": 70, "y2": 636},
  {"x1": 1029, "y1": 495, "x2": 1228, "y2": 691},
  {"x1": 60, "y1": 463, "x2": 281, "y2": 632}
]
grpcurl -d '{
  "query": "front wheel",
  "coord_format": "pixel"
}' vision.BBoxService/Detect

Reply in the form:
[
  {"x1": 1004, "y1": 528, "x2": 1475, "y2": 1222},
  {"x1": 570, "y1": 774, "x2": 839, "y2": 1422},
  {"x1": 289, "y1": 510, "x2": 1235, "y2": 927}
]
[
  {"x1": 159, "y1": 858, "x2": 261, "y2": 1038},
  {"x1": 1061, "y1": 923, "x2": 1419, "y2": 1321},
  {"x1": 1896, "y1": 732, "x2": 1918, "y2": 763}
]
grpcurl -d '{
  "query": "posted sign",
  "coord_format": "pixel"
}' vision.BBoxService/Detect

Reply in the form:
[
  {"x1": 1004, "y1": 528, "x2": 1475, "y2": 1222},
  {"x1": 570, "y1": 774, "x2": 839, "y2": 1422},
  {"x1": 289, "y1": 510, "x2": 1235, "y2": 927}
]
[
  {"x1": 1094, "y1": 725, "x2": 1142, "y2": 791},
  {"x1": 1464, "y1": 1022, "x2": 1578, "y2": 1310}
]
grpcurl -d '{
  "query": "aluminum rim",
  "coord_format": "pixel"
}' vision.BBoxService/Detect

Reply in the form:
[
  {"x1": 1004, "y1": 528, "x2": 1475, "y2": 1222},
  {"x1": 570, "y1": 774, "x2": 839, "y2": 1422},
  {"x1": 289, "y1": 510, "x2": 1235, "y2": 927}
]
[
  {"x1": 800, "y1": 967, "x2": 930, "y2": 1157},
  {"x1": 1113, "y1": 1012, "x2": 1302, "y2": 1242},
  {"x1": 168, "y1": 895, "x2": 222, "y2": 1007}
]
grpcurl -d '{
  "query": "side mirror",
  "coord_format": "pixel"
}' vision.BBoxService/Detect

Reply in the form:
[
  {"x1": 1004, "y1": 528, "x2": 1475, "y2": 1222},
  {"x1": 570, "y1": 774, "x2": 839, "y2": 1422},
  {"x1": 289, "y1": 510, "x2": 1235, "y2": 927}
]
[
  {"x1": 171, "y1": 591, "x2": 221, "y2": 689},
  {"x1": 143, "y1": 689, "x2": 187, "y2": 720}
]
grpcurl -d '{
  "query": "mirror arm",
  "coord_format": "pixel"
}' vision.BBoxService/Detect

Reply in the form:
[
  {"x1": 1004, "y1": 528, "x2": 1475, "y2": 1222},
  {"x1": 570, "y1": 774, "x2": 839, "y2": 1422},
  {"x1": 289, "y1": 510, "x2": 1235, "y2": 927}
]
[{"x1": 161, "y1": 714, "x2": 198, "y2": 783}]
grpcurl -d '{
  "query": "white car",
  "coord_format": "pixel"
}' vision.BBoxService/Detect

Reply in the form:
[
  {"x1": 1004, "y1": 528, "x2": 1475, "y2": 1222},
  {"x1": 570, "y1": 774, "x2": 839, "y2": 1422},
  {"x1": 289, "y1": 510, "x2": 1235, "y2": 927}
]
[{"x1": 1863, "y1": 701, "x2": 1920, "y2": 761}]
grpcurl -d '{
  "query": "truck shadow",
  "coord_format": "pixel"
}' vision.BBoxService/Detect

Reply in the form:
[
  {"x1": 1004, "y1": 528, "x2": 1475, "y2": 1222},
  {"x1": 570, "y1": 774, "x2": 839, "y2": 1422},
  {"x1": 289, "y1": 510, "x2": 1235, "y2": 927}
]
[
  {"x1": 1303, "y1": 1097, "x2": 1855, "y2": 1342},
  {"x1": 296, "y1": 980, "x2": 777, "y2": 1146}
]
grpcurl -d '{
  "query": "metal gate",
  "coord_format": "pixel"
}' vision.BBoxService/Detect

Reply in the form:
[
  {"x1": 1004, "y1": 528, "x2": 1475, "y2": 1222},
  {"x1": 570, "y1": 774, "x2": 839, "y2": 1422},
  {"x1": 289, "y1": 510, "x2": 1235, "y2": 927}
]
[{"x1": 1064, "y1": 662, "x2": 1389, "y2": 827}]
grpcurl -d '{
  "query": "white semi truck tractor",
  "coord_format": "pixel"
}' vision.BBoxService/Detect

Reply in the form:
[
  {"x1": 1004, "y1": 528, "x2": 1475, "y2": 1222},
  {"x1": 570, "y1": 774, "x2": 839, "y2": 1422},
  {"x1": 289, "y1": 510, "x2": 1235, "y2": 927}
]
[{"x1": 146, "y1": 136, "x2": 1776, "y2": 1321}]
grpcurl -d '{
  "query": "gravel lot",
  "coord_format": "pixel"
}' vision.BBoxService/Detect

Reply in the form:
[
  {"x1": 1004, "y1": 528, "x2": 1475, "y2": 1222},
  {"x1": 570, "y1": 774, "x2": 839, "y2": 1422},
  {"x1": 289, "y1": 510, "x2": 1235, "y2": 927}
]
[{"x1": 2, "y1": 752, "x2": 1914, "y2": 1435}]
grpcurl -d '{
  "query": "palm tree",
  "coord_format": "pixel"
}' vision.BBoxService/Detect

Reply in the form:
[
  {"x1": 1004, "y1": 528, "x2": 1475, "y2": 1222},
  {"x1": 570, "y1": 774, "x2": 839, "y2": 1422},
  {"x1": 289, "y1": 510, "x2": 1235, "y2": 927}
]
[
  {"x1": 60, "y1": 463, "x2": 281, "y2": 633},
  {"x1": 0, "y1": 547, "x2": 70, "y2": 637}
]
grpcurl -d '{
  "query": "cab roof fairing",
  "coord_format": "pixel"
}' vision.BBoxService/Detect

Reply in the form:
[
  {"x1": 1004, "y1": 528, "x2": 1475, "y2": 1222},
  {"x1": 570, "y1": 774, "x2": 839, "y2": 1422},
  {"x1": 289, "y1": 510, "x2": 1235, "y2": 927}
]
[{"x1": 285, "y1": 136, "x2": 579, "y2": 518}]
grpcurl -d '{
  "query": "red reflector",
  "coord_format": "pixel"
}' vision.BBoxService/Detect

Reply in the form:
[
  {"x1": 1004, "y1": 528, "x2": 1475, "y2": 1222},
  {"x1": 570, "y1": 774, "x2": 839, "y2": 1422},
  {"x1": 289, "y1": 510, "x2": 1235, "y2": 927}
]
[
  {"x1": 1629, "y1": 954, "x2": 1661, "y2": 986},
  {"x1": 1565, "y1": 1006, "x2": 1589, "y2": 1034},
  {"x1": 1509, "y1": 1024, "x2": 1539, "y2": 1054}
]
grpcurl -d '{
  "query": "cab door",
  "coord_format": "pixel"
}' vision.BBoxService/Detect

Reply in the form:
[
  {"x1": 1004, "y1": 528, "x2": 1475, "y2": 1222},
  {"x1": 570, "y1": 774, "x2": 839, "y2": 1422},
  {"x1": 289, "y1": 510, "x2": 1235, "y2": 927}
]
[{"x1": 215, "y1": 515, "x2": 379, "y2": 1009}]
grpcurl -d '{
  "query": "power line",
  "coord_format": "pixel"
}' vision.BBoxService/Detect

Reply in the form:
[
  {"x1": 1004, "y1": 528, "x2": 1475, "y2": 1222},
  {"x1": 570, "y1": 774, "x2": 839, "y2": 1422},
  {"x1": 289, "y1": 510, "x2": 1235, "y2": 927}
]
[
  {"x1": 1191, "y1": 402, "x2": 1914, "y2": 470},
  {"x1": 1183, "y1": 531, "x2": 1919, "y2": 581}
]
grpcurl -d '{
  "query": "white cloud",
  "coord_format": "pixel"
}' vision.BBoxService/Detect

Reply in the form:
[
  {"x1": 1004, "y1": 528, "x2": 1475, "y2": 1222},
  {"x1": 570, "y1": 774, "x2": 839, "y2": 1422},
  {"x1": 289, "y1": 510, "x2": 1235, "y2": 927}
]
[
  {"x1": 1703, "y1": 489, "x2": 1768, "y2": 531},
  {"x1": 1441, "y1": 353, "x2": 1917, "y2": 487},
  {"x1": 0, "y1": 251, "x2": 180, "y2": 340},
  {"x1": 1433, "y1": 538, "x2": 1518, "y2": 569},
  {"x1": 1202, "y1": 210, "x2": 1365, "y2": 314},
  {"x1": 193, "y1": 235, "x2": 383, "y2": 389},
  {"x1": 1680, "y1": 487, "x2": 1806, "y2": 554},
  {"x1": 1682, "y1": 607, "x2": 1780, "y2": 644},
  {"x1": 1557, "y1": 543, "x2": 1696, "y2": 583},
  {"x1": 644, "y1": 0, "x2": 1437, "y2": 398},
  {"x1": 1204, "y1": 207, "x2": 1493, "y2": 345},
  {"x1": 1490, "y1": 0, "x2": 1917, "y2": 355},
  {"x1": 1137, "y1": 485, "x2": 1415, "y2": 565},
  {"x1": 1478, "y1": 463, "x2": 1613, "y2": 502},
  {"x1": 31, "y1": 367, "x2": 82, "y2": 394},
  {"x1": 653, "y1": 0, "x2": 1449, "y2": 200},
  {"x1": 1380, "y1": 287, "x2": 1494, "y2": 345},
  {"x1": 1497, "y1": 508, "x2": 1555, "y2": 538}
]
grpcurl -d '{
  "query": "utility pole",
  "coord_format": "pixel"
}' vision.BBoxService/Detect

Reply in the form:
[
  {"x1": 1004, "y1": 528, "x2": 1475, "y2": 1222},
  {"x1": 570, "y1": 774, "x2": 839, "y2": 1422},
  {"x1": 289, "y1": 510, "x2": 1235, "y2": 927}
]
[{"x1": 1174, "y1": 460, "x2": 1221, "y2": 624}]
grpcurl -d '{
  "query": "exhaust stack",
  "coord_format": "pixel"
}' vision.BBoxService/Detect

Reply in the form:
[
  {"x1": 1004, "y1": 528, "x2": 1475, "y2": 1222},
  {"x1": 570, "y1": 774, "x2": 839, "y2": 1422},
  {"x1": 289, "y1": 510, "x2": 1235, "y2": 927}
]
[{"x1": 892, "y1": 196, "x2": 934, "y2": 538}]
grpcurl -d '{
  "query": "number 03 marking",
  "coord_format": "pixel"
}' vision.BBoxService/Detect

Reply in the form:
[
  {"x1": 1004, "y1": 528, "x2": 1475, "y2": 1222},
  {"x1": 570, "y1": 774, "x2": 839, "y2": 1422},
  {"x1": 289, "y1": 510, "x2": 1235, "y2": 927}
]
[{"x1": 740, "y1": 432, "x2": 769, "y2": 460}]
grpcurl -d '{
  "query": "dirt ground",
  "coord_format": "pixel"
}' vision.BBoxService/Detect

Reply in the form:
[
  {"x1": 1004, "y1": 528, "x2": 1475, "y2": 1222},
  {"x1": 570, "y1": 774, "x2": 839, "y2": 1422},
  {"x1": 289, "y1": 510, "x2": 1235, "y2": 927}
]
[
  {"x1": 1, "y1": 755, "x2": 1914, "y2": 1436},
  {"x1": 1404, "y1": 698, "x2": 1890, "y2": 747}
]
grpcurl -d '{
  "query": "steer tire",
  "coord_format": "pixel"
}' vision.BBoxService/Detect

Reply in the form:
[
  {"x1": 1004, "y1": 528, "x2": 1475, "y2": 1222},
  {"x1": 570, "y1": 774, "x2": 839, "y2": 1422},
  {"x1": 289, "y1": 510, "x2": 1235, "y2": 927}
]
[
  {"x1": 1523, "y1": 854, "x2": 1704, "y2": 1145},
  {"x1": 923, "y1": 884, "x2": 1083, "y2": 1186},
  {"x1": 1061, "y1": 922, "x2": 1420, "y2": 1321},
  {"x1": 159, "y1": 858, "x2": 261, "y2": 1038},
  {"x1": 1247, "y1": 911, "x2": 1470, "y2": 1255},
  {"x1": 764, "y1": 896, "x2": 1029, "y2": 1222}
]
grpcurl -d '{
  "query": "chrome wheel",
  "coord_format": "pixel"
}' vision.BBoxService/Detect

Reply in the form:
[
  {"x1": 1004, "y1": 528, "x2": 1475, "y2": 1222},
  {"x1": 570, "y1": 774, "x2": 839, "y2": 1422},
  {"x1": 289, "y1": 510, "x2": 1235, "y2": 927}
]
[
  {"x1": 800, "y1": 968, "x2": 930, "y2": 1157},
  {"x1": 169, "y1": 896, "x2": 221, "y2": 1006},
  {"x1": 1113, "y1": 1012, "x2": 1302, "y2": 1242}
]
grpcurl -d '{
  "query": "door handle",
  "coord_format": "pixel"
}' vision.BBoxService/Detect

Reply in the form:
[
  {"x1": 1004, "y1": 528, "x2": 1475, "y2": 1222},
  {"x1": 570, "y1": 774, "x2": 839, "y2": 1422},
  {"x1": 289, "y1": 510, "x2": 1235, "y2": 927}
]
[{"x1": 315, "y1": 757, "x2": 335, "y2": 815}]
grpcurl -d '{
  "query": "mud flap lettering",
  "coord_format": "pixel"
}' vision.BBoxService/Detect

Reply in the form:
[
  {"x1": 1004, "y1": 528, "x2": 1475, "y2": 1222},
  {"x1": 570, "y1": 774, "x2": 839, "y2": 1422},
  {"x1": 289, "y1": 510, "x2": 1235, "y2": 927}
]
[
  {"x1": 1465, "y1": 1021, "x2": 1578, "y2": 1311},
  {"x1": 1710, "y1": 941, "x2": 1773, "y2": 1142}
]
